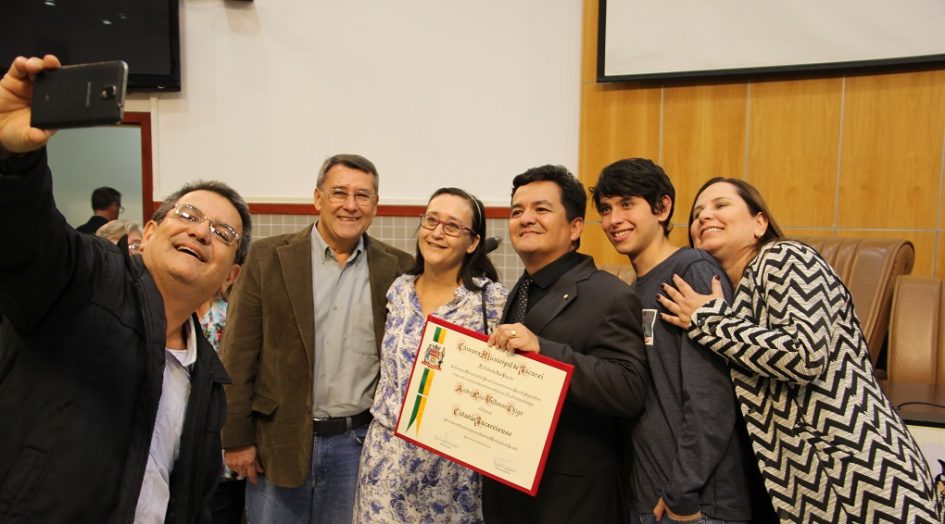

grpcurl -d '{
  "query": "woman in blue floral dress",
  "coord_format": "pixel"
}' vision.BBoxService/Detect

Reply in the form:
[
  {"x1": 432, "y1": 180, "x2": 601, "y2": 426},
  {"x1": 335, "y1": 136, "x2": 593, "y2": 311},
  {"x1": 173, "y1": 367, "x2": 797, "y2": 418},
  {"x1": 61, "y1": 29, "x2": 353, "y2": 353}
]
[{"x1": 354, "y1": 188, "x2": 508, "y2": 523}]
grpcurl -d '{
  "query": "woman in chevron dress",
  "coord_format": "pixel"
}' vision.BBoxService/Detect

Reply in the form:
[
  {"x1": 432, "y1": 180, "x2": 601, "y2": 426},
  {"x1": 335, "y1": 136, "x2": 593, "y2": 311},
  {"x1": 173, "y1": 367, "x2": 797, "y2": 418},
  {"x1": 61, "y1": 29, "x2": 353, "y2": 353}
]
[
  {"x1": 659, "y1": 177, "x2": 943, "y2": 523},
  {"x1": 354, "y1": 188, "x2": 508, "y2": 523}
]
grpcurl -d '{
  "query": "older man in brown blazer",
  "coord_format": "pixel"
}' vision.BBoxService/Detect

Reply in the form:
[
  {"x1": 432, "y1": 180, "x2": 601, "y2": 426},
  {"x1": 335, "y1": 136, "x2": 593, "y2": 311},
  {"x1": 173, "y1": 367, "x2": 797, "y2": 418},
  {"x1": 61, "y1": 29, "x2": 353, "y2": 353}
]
[{"x1": 221, "y1": 154, "x2": 412, "y2": 523}]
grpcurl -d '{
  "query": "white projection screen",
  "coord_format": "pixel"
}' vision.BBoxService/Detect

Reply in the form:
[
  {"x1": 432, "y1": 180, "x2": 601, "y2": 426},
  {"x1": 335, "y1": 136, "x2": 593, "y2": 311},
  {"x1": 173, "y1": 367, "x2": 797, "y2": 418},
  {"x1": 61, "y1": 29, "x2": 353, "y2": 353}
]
[{"x1": 599, "y1": 0, "x2": 945, "y2": 81}]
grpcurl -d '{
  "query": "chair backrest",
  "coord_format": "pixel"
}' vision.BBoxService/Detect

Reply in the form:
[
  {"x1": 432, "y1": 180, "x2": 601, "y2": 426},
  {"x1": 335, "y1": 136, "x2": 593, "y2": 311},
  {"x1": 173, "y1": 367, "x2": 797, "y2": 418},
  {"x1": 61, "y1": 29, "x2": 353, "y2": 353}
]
[
  {"x1": 795, "y1": 236, "x2": 914, "y2": 368},
  {"x1": 599, "y1": 236, "x2": 915, "y2": 369},
  {"x1": 888, "y1": 276, "x2": 945, "y2": 384}
]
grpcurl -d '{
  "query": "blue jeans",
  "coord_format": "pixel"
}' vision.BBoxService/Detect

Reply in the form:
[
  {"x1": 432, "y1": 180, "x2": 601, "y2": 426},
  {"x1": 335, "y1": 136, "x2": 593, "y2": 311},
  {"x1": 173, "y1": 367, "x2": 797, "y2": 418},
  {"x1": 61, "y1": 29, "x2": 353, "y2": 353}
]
[
  {"x1": 245, "y1": 424, "x2": 369, "y2": 523},
  {"x1": 629, "y1": 510, "x2": 750, "y2": 524}
]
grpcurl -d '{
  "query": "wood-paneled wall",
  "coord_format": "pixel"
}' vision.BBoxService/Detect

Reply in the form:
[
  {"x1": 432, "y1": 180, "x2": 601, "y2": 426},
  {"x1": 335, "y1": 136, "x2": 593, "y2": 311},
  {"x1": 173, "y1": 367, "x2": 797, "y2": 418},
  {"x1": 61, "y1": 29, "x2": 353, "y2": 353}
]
[{"x1": 578, "y1": 0, "x2": 945, "y2": 277}]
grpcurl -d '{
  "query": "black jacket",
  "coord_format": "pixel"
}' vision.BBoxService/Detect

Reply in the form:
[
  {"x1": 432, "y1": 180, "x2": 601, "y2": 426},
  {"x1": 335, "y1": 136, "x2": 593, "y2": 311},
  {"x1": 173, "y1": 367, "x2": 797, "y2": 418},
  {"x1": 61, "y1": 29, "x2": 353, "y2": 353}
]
[
  {"x1": 75, "y1": 214, "x2": 109, "y2": 235},
  {"x1": 0, "y1": 150, "x2": 229, "y2": 523}
]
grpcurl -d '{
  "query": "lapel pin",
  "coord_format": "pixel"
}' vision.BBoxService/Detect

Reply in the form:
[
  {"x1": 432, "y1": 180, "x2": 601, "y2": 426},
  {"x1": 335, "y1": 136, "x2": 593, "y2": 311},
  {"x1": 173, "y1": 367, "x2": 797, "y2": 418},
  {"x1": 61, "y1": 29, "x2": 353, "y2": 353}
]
[{"x1": 562, "y1": 293, "x2": 569, "y2": 300}]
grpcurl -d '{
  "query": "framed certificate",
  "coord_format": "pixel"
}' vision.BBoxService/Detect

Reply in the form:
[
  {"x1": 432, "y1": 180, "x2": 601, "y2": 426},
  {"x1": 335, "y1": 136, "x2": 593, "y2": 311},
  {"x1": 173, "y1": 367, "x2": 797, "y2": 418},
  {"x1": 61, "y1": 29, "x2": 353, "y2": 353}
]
[{"x1": 395, "y1": 315, "x2": 573, "y2": 496}]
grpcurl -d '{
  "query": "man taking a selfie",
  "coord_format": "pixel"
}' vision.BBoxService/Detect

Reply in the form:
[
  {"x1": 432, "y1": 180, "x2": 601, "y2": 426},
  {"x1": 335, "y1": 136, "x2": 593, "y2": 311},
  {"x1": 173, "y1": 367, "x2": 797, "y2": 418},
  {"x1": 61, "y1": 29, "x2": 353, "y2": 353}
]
[{"x1": 0, "y1": 55, "x2": 249, "y2": 523}]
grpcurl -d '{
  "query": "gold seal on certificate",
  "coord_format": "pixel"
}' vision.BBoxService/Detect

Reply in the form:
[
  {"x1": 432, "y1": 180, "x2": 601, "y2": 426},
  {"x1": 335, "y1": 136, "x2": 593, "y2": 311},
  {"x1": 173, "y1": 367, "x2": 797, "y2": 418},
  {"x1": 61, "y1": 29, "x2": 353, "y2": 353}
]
[{"x1": 395, "y1": 315, "x2": 573, "y2": 495}]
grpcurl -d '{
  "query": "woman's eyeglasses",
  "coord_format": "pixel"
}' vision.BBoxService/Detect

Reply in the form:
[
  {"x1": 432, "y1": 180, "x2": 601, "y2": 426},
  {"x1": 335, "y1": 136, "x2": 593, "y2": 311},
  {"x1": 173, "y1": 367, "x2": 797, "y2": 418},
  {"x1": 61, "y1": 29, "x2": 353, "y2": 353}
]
[{"x1": 419, "y1": 214, "x2": 473, "y2": 237}]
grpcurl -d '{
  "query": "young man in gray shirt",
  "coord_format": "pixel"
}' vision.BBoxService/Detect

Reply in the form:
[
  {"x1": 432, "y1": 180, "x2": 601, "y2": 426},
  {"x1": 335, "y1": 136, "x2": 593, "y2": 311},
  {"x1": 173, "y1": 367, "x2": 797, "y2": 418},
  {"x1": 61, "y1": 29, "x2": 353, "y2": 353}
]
[{"x1": 592, "y1": 159, "x2": 756, "y2": 524}]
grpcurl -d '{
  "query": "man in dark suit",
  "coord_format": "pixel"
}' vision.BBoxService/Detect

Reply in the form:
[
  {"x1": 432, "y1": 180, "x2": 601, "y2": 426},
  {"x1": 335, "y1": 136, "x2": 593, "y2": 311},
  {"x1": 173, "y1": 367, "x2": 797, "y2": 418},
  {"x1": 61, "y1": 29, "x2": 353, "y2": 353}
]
[
  {"x1": 220, "y1": 154, "x2": 413, "y2": 523},
  {"x1": 484, "y1": 164, "x2": 647, "y2": 522},
  {"x1": 75, "y1": 186, "x2": 122, "y2": 234}
]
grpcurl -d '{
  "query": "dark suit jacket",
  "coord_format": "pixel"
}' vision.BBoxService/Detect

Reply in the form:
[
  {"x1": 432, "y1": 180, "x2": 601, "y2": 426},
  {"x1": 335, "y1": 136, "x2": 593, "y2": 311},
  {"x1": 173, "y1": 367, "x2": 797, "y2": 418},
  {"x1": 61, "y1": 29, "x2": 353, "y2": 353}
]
[
  {"x1": 75, "y1": 214, "x2": 108, "y2": 235},
  {"x1": 483, "y1": 254, "x2": 647, "y2": 523},
  {"x1": 220, "y1": 224, "x2": 413, "y2": 487}
]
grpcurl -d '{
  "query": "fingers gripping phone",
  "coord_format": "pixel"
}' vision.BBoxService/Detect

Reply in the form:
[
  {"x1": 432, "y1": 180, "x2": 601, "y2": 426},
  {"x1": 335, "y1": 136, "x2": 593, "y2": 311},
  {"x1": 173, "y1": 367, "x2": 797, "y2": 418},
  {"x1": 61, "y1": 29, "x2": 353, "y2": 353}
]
[{"x1": 30, "y1": 61, "x2": 128, "y2": 129}]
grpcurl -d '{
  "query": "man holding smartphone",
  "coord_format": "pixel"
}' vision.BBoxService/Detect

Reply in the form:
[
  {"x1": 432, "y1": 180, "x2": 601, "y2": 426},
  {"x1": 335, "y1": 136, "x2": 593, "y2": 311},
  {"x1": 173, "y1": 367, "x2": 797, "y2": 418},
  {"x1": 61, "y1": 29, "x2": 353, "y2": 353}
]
[{"x1": 0, "y1": 55, "x2": 248, "y2": 523}]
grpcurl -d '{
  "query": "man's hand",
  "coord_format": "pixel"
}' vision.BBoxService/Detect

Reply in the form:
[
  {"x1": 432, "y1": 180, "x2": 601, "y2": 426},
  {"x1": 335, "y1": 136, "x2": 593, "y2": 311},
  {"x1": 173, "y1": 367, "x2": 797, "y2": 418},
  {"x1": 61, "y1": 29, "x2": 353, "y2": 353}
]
[
  {"x1": 224, "y1": 445, "x2": 265, "y2": 484},
  {"x1": 653, "y1": 496, "x2": 701, "y2": 522},
  {"x1": 0, "y1": 55, "x2": 60, "y2": 156},
  {"x1": 488, "y1": 322, "x2": 540, "y2": 354}
]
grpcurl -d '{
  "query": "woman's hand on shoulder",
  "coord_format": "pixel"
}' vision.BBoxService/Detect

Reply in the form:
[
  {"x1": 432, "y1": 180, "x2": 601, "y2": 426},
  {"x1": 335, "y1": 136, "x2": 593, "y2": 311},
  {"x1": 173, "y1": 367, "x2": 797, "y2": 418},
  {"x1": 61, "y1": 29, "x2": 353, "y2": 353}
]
[{"x1": 657, "y1": 273, "x2": 724, "y2": 329}]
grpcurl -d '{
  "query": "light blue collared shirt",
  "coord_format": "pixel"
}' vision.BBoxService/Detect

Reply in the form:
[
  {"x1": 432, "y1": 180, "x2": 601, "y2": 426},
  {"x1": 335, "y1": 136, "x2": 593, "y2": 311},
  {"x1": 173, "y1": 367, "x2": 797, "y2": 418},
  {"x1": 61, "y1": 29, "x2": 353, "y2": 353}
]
[
  {"x1": 310, "y1": 223, "x2": 378, "y2": 419},
  {"x1": 134, "y1": 318, "x2": 198, "y2": 523}
]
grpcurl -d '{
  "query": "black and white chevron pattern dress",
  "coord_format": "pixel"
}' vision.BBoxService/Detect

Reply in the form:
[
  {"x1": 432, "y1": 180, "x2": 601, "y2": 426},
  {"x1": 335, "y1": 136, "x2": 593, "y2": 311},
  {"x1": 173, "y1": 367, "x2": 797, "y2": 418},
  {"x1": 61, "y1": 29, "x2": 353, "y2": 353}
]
[{"x1": 689, "y1": 241, "x2": 944, "y2": 523}]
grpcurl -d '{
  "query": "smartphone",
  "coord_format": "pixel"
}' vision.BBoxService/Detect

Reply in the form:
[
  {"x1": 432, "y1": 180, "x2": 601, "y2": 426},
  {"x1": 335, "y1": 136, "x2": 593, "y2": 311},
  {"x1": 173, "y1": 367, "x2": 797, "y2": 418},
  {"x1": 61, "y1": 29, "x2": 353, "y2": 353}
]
[{"x1": 30, "y1": 61, "x2": 128, "y2": 130}]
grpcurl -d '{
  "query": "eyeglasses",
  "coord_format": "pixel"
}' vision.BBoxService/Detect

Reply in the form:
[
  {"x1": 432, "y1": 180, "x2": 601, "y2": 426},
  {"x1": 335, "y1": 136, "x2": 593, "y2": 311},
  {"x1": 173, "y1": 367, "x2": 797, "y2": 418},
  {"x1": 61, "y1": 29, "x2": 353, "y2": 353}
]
[
  {"x1": 171, "y1": 203, "x2": 242, "y2": 246},
  {"x1": 128, "y1": 242, "x2": 142, "y2": 254},
  {"x1": 419, "y1": 214, "x2": 474, "y2": 237},
  {"x1": 322, "y1": 188, "x2": 376, "y2": 206}
]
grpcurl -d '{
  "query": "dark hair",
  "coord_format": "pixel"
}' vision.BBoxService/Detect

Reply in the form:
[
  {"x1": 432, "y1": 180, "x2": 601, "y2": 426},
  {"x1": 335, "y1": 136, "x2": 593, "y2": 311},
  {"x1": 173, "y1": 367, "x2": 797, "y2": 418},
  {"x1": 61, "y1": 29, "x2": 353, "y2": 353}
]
[
  {"x1": 152, "y1": 180, "x2": 253, "y2": 265},
  {"x1": 91, "y1": 186, "x2": 121, "y2": 211},
  {"x1": 591, "y1": 158, "x2": 675, "y2": 237},
  {"x1": 317, "y1": 154, "x2": 379, "y2": 192},
  {"x1": 407, "y1": 187, "x2": 498, "y2": 291},
  {"x1": 511, "y1": 165, "x2": 586, "y2": 249},
  {"x1": 687, "y1": 177, "x2": 784, "y2": 251}
]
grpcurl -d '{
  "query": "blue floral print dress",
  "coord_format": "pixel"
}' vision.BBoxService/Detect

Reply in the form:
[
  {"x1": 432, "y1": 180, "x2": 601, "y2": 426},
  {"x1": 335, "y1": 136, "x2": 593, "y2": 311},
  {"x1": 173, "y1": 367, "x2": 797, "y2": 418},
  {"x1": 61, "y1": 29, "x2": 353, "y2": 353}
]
[{"x1": 354, "y1": 274, "x2": 508, "y2": 523}]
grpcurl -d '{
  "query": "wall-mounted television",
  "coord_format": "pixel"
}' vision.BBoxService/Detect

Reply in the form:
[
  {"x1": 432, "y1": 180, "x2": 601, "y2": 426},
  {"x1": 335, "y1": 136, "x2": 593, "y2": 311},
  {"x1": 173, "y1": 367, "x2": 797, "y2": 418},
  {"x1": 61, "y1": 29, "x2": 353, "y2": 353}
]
[{"x1": 0, "y1": 0, "x2": 181, "y2": 92}]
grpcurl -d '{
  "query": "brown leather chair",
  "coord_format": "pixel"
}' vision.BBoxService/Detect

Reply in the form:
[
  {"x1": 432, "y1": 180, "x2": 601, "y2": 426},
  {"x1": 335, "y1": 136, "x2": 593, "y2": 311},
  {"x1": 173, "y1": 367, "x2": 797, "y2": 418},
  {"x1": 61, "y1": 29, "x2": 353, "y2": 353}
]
[
  {"x1": 599, "y1": 236, "x2": 915, "y2": 369},
  {"x1": 887, "y1": 276, "x2": 945, "y2": 384}
]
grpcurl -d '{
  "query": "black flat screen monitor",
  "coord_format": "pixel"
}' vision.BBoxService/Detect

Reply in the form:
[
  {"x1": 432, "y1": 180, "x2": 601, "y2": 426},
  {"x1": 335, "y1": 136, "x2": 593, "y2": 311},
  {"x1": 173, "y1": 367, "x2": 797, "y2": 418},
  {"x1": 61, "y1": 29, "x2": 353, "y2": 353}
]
[{"x1": 0, "y1": 0, "x2": 181, "y2": 92}]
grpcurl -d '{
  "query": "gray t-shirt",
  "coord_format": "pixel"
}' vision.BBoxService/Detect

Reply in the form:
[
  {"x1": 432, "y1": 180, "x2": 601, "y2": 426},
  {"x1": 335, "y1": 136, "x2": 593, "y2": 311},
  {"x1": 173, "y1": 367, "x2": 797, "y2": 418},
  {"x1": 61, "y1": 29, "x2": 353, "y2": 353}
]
[{"x1": 626, "y1": 248, "x2": 753, "y2": 519}]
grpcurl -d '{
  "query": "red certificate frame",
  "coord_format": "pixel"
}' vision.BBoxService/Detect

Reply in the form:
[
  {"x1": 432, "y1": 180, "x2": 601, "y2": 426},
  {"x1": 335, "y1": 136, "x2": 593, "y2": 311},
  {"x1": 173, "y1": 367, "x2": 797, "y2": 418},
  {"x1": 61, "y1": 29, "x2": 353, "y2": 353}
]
[{"x1": 394, "y1": 315, "x2": 573, "y2": 496}]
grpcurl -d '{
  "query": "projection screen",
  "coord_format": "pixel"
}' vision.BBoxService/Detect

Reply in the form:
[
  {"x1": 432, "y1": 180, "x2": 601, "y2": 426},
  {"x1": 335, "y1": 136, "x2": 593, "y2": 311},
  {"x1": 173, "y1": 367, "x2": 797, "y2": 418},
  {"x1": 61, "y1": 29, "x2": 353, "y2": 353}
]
[{"x1": 599, "y1": 0, "x2": 945, "y2": 81}]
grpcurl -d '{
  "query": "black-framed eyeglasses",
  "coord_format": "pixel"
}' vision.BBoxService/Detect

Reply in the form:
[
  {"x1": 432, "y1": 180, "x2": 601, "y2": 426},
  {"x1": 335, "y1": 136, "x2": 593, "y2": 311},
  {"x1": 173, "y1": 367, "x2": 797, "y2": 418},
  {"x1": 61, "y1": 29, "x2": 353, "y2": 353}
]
[
  {"x1": 419, "y1": 214, "x2": 474, "y2": 237},
  {"x1": 322, "y1": 188, "x2": 376, "y2": 206},
  {"x1": 172, "y1": 203, "x2": 241, "y2": 246}
]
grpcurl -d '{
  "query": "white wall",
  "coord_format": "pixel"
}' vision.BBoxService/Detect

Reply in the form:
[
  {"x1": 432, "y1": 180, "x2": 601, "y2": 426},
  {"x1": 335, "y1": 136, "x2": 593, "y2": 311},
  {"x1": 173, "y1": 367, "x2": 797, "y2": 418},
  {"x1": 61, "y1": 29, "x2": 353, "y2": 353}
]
[{"x1": 128, "y1": 1, "x2": 582, "y2": 207}]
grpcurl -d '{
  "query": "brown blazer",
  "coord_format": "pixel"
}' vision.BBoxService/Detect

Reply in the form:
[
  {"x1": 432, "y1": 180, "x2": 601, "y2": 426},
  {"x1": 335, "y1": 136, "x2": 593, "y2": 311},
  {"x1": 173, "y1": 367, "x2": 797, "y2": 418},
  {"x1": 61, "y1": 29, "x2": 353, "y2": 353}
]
[{"x1": 220, "y1": 225, "x2": 413, "y2": 487}]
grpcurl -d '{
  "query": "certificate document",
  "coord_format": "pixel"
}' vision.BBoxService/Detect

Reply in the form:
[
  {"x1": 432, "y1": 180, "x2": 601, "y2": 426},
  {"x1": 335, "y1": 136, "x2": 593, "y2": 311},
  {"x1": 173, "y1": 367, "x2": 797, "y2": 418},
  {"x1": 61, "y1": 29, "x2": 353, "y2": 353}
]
[{"x1": 395, "y1": 315, "x2": 573, "y2": 496}]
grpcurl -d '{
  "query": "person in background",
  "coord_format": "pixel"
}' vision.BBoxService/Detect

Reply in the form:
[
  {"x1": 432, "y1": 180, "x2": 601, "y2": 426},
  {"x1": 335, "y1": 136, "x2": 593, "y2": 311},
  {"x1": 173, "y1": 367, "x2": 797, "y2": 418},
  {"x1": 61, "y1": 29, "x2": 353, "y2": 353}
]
[
  {"x1": 221, "y1": 154, "x2": 413, "y2": 523},
  {"x1": 591, "y1": 159, "x2": 758, "y2": 524},
  {"x1": 483, "y1": 165, "x2": 647, "y2": 523},
  {"x1": 0, "y1": 55, "x2": 249, "y2": 522},
  {"x1": 197, "y1": 284, "x2": 245, "y2": 524},
  {"x1": 76, "y1": 185, "x2": 122, "y2": 234},
  {"x1": 660, "y1": 177, "x2": 944, "y2": 523},
  {"x1": 96, "y1": 218, "x2": 143, "y2": 255},
  {"x1": 354, "y1": 187, "x2": 508, "y2": 523}
]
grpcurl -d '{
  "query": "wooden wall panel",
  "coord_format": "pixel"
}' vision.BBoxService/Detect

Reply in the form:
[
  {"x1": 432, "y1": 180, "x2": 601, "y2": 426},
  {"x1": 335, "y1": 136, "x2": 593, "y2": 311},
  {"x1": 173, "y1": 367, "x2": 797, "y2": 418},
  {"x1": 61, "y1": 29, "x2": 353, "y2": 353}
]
[
  {"x1": 661, "y1": 82, "x2": 749, "y2": 222},
  {"x1": 747, "y1": 78, "x2": 843, "y2": 228},
  {"x1": 580, "y1": 84, "x2": 662, "y2": 180},
  {"x1": 938, "y1": 233, "x2": 945, "y2": 278},
  {"x1": 668, "y1": 225, "x2": 692, "y2": 248},
  {"x1": 839, "y1": 70, "x2": 945, "y2": 229},
  {"x1": 783, "y1": 228, "x2": 837, "y2": 239}
]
